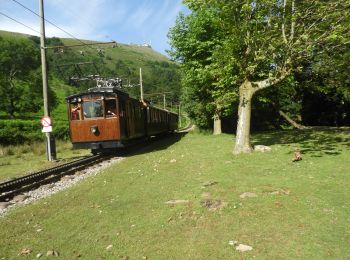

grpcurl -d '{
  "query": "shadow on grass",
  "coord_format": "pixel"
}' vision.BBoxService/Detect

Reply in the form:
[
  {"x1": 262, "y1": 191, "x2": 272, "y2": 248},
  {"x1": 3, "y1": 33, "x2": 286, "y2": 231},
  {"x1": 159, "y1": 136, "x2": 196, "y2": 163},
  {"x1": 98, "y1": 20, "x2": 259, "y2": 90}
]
[
  {"x1": 252, "y1": 127, "x2": 350, "y2": 157},
  {"x1": 117, "y1": 132, "x2": 188, "y2": 157}
]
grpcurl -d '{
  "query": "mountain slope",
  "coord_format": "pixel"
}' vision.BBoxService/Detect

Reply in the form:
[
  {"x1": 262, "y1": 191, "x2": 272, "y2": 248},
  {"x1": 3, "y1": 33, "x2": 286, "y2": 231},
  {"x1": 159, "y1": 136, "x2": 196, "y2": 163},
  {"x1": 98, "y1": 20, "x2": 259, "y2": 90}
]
[{"x1": 0, "y1": 30, "x2": 181, "y2": 120}]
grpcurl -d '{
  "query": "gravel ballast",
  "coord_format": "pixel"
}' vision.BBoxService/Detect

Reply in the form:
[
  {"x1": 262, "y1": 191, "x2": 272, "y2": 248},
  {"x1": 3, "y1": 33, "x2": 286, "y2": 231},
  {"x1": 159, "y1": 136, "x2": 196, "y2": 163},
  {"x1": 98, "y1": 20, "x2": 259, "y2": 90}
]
[{"x1": 0, "y1": 157, "x2": 124, "y2": 217}]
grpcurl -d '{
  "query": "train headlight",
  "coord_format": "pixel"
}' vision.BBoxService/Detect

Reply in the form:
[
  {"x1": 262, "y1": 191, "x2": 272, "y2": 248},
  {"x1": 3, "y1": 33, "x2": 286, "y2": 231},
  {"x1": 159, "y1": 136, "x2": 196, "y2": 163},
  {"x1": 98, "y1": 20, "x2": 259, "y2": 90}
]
[{"x1": 90, "y1": 125, "x2": 99, "y2": 135}]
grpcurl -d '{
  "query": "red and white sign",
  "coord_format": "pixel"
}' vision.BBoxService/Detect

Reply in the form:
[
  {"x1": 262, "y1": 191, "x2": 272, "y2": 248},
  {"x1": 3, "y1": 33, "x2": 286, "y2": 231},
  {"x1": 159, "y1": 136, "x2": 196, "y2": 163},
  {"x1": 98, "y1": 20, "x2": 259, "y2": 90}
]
[
  {"x1": 41, "y1": 116, "x2": 52, "y2": 133},
  {"x1": 41, "y1": 116, "x2": 52, "y2": 127}
]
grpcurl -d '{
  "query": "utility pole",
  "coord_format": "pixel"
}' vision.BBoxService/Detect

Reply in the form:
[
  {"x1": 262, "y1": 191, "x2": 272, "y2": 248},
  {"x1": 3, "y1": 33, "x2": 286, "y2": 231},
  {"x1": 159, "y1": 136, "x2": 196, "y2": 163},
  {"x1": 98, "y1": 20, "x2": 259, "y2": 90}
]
[
  {"x1": 163, "y1": 94, "x2": 166, "y2": 110},
  {"x1": 39, "y1": 0, "x2": 56, "y2": 161},
  {"x1": 139, "y1": 68, "x2": 144, "y2": 102}
]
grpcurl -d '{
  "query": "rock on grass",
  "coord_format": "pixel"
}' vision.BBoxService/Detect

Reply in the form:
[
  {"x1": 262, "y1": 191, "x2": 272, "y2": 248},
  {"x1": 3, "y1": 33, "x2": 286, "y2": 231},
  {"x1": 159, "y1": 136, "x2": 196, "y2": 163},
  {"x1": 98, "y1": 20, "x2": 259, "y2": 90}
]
[{"x1": 236, "y1": 244, "x2": 253, "y2": 252}]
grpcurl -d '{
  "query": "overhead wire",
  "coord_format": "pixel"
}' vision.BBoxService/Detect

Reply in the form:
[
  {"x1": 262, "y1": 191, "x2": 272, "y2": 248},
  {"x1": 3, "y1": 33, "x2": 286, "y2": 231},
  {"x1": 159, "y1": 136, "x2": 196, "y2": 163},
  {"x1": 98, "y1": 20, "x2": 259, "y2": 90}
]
[
  {"x1": 0, "y1": 11, "x2": 41, "y2": 35},
  {"x1": 10, "y1": 0, "x2": 99, "y2": 50}
]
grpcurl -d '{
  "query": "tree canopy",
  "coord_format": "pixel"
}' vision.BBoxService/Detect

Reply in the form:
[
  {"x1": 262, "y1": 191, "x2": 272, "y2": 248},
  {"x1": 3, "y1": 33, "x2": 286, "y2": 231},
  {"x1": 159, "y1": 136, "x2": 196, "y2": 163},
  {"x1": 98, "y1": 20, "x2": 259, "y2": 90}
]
[
  {"x1": 0, "y1": 36, "x2": 57, "y2": 118},
  {"x1": 169, "y1": 0, "x2": 350, "y2": 153}
]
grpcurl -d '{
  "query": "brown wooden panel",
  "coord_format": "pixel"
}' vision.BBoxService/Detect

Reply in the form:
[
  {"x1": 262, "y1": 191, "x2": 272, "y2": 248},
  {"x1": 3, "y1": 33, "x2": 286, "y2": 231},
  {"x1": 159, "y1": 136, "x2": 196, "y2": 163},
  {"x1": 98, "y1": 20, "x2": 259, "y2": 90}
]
[
  {"x1": 125, "y1": 100, "x2": 146, "y2": 139},
  {"x1": 70, "y1": 118, "x2": 120, "y2": 143}
]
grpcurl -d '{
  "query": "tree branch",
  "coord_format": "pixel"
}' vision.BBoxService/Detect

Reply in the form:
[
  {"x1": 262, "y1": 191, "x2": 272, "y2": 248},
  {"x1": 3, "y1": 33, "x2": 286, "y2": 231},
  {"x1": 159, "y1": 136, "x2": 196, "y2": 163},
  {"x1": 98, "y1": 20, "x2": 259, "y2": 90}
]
[
  {"x1": 282, "y1": 0, "x2": 288, "y2": 44},
  {"x1": 253, "y1": 67, "x2": 290, "y2": 91},
  {"x1": 289, "y1": 0, "x2": 295, "y2": 42}
]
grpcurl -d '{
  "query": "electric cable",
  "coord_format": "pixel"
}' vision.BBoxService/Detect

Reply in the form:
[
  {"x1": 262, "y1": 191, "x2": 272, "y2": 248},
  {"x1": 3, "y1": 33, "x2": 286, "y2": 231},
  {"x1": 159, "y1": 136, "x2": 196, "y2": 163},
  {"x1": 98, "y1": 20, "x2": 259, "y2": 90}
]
[
  {"x1": 0, "y1": 11, "x2": 41, "y2": 35},
  {"x1": 11, "y1": 0, "x2": 96, "y2": 50}
]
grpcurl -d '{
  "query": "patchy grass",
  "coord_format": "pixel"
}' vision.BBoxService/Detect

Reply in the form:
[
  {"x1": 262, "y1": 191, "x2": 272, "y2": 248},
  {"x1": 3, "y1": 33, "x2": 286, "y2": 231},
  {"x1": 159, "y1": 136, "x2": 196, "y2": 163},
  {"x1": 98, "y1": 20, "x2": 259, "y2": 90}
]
[
  {"x1": 0, "y1": 128, "x2": 350, "y2": 259},
  {"x1": 0, "y1": 140, "x2": 90, "y2": 182}
]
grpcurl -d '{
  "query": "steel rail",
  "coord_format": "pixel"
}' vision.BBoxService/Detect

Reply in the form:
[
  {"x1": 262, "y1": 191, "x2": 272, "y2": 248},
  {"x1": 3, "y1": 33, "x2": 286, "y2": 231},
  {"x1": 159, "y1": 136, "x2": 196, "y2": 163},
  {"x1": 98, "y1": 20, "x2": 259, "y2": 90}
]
[{"x1": 0, "y1": 154, "x2": 106, "y2": 202}]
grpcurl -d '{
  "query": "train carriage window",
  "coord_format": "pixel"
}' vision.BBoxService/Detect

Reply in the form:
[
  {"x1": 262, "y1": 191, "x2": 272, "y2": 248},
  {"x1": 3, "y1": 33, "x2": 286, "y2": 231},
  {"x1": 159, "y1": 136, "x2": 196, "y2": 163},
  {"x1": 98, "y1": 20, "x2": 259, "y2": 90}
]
[
  {"x1": 105, "y1": 99, "x2": 117, "y2": 117},
  {"x1": 70, "y1": 103, "x2": 81, "y2": 120},
  {"x1": 83, "y1": 100, "x2": 103, "y2": 119},
  {"x1": 147, "y1": 107, "x2": 150, "y2": 123}
]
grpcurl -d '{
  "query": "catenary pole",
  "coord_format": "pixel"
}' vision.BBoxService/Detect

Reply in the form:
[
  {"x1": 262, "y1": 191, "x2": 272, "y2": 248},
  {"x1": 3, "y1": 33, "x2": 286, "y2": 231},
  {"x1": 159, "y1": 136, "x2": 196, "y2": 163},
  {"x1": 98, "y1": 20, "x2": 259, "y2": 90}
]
[
  {"x1": 139, "y1": 68, "x2": 144, "y2": 102},
  {"x1": 39, "y1": 0, "x2": 56, "y2": 161}
]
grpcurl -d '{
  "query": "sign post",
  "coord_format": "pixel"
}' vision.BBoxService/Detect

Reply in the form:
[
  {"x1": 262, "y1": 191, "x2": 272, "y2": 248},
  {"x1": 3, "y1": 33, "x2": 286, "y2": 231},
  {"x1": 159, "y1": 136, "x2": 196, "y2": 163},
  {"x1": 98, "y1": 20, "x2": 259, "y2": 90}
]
[
  {"x1": 41, "y1": 116, "x2": 52, "y2": 133},
  {"x1": 39, "y1": 0, "x2": 56, "y2": 161},
  {"x1": 40, "y1": 116, "x2": 55, "y2": 161}
]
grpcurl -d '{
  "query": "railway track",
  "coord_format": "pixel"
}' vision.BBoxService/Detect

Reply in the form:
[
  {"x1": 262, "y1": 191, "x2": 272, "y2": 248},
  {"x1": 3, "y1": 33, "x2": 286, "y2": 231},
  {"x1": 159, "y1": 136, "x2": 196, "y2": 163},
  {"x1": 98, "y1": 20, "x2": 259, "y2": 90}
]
[
  {"x1": 0, "y1": 128, "x2": 191, "y2": 205},
  {"x1": 0, "y1": 154, "x2": 108, "y2": 202}
]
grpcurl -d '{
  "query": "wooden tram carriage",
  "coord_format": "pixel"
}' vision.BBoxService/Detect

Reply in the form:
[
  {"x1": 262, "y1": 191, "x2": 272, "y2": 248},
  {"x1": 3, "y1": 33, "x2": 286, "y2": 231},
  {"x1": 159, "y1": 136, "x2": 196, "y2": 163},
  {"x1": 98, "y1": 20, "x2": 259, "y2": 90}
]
[{"x1": 66, "y1": 86, "x2": 178, "y2": 153}]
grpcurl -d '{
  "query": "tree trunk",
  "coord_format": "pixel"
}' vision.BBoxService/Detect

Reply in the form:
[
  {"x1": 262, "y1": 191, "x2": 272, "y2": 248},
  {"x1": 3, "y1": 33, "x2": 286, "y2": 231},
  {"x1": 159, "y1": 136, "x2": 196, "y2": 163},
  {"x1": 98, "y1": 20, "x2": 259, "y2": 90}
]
[
  {"x1": 233, "y1": 81, "x2": 255, "y2": 154},
  {"x1": 233, "y1": 71, "x2": 290, "y2": 154},
  {"x1": 213, "y1": 109, "x2": 222, "y2": 135},
  {"x1": 278, "y1": 110, "x2": 306, "y2": 129},
  {"x1": 8, "y1": 80, "x2": 15, "y2": 119}
]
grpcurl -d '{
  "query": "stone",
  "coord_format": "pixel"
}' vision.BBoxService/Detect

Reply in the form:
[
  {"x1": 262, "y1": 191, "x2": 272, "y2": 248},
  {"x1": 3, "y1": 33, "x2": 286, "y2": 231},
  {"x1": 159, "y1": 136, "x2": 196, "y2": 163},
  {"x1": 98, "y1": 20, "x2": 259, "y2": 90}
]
[
  {"x1": 239, "y1": 192, "x2": 258, "y2": 199},
  {"x1": 0, "y1": 202, "x2": 11, "y2": 210},
  {"x1": 165, "y1": 200, "x2": 190, "y2": 205},
  {"x1": 169, "y1": 159, "x2": 177, "y2": 163},
  {"x1": 235, "y1": 244, "x2": 253, "y2": 252},
  {"x1": 36, "y1": 253, "x2": 43, "y2": 258},
  {"x1": 106, "y1": 245, "x2": 113, "y2": 250},
  {"x1": 61, "y1": 175, "x2": 75, "y2": 181},
  {"x1": 12, "y1": 194, "x2": 29, "y2": 203},
  {"x1": 46, "y1": 250, "x2": 59, "y2": 257},
  {"x1": 254, "y1": 145, "x2": 272, "y2": 152}
]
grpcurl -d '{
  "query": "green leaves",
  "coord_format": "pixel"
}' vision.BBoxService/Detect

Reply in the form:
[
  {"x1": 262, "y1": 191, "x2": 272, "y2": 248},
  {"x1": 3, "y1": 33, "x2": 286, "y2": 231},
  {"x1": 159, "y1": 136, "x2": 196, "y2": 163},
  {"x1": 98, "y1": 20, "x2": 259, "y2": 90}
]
[
  {"x1": 0, "y1": 37, "x2": 44, "y2": 118},
  {"x1": 169, "y1": 0, "x2": 350, "y2": 130}
]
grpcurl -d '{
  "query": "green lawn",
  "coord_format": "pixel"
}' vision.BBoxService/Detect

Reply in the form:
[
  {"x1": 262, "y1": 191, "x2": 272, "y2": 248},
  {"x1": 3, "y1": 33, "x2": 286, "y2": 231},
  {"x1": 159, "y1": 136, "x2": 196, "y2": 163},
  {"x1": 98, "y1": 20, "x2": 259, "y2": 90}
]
[{"x1": 1, "y1": 128, "x2": 349, "y2": 259}]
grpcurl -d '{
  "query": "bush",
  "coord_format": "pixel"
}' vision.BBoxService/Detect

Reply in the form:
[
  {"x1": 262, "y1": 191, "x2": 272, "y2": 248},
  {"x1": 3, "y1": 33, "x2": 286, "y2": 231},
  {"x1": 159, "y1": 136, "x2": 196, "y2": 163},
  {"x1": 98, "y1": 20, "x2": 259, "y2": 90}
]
[{"x1": 0, "y1": 119, "x2": 69, "y2": 145}]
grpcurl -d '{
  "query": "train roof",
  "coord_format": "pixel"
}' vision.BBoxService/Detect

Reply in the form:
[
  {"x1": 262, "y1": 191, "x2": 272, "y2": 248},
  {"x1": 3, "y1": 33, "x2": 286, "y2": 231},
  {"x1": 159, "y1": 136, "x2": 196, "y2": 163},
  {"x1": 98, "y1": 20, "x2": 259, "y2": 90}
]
[
  {"x1": 66, "y1": 86, "x2": 179, "y2": 115},
  {"x1": 66, "y1": 86, "x2": 129, "y2": 101}
]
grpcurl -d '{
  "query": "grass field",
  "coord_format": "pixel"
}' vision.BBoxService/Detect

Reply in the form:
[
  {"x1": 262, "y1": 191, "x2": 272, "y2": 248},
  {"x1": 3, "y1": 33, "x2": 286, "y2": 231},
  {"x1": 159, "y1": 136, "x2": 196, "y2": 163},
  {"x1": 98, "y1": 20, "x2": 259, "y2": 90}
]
[
  {"x1": 1, "y1": 128, "x2": 349, "y2": 259},
  {"x1": 0, "y1": 140, "x2": 90, "y2": 182}
]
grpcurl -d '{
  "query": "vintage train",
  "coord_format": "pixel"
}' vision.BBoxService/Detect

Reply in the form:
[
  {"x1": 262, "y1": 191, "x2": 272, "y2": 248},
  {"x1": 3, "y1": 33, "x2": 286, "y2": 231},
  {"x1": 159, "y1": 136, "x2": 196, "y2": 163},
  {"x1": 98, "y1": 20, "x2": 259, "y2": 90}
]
[{"x1": 66, "y1": 85, "x2": 178, "y2": 154}]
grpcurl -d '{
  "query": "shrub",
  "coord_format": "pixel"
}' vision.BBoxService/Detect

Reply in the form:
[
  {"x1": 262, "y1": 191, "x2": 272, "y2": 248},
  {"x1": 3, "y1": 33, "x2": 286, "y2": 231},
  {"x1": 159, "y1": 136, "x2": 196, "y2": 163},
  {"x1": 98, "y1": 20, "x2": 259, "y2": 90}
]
[{"x1": 0, "y1": 119, "x2": 69, "y2": 145}]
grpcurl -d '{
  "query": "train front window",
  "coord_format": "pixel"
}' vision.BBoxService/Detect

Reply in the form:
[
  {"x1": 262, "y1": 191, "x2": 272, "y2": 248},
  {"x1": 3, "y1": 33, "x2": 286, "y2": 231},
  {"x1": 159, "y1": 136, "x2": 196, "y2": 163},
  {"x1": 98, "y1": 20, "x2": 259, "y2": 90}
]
[
  {"x1": 70, "y1": 103, "x2": 81, "y2": 120},
  {"x1": 82, "y1": 100, "x2": 103, "y2": 119}
]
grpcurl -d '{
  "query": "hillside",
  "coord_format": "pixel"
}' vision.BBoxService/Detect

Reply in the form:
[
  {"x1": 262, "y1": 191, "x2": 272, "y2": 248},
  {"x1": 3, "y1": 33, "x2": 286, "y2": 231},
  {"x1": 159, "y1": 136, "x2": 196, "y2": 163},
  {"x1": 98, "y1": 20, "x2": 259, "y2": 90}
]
[{"x1": 0, "y1": 30, "x2": 181, "y2": 121}]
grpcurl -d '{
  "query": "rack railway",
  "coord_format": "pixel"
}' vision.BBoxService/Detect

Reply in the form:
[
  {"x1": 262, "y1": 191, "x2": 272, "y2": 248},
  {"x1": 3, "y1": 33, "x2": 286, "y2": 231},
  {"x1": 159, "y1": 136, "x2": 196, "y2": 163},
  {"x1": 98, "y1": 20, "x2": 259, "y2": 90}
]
[
  {"x1": 0, "y1": 83, "x2": 180, "y2": 204},
  {"x1": 0, "y1": 154, "x2": 108, "y2": 202},
  {"x1": 66, "y1": 84, "x2": 179, "y2": 154}
]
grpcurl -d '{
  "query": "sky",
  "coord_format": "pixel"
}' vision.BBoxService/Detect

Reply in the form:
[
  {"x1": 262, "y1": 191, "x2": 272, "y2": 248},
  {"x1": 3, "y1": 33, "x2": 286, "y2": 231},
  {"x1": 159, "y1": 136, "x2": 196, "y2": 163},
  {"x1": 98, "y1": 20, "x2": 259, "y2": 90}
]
[{"x1": 0, "y1": 0, "x2": 189, "y2": 56}]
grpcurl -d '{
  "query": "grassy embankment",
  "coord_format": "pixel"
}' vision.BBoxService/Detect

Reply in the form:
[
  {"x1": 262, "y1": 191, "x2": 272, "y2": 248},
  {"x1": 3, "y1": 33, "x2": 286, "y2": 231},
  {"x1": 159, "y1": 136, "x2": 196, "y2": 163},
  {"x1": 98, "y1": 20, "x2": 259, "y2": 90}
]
[
  {"x1": 1, "y1": 128, "x2": 350, "y2": 259},
  {"x1": 0, "y1": 141, "x2": 90, "y2": 181}
]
